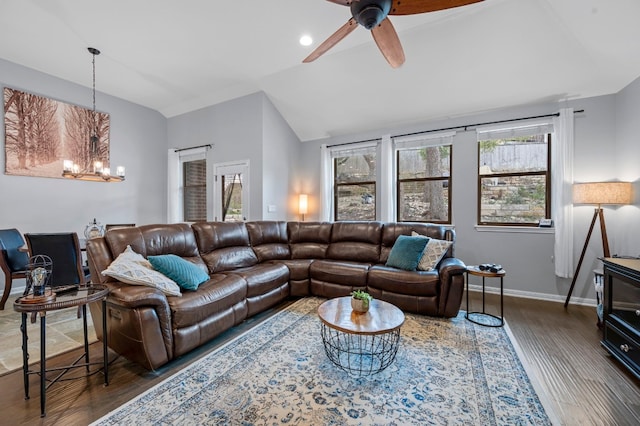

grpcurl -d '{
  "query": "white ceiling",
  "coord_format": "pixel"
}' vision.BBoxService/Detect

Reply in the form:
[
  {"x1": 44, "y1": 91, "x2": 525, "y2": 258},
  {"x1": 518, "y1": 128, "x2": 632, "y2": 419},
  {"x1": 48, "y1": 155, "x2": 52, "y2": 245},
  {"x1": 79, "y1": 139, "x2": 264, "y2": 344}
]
[{"x1": 1, "y1": 0, "x2": 640, "y2": 142}]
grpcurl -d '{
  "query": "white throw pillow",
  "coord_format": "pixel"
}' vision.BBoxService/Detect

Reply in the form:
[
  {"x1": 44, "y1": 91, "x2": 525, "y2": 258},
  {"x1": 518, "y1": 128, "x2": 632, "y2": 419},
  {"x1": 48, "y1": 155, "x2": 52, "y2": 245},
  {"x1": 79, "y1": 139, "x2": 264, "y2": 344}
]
[
  {"x1": 411, "y1": 231, "x2": 452, "y2": 271},
  {"x1": 102, "y1": 245, "x2": 182, "y2": 296}
]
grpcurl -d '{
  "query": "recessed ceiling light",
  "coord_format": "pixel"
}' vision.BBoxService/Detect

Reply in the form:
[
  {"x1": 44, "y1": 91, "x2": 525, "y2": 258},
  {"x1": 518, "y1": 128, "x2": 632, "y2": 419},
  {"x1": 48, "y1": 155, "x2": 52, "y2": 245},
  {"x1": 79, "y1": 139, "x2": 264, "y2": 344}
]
[{"x1": 299, "y1": 35, "x2": 313, "y2": 46}]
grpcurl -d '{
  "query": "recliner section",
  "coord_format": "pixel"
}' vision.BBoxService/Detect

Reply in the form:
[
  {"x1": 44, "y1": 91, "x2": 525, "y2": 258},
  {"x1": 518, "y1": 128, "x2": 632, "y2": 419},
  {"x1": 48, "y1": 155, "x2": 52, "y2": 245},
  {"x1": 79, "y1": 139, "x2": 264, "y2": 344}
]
[{"x1": 86, "y1": 220, "x2": 466, "y2": 370}]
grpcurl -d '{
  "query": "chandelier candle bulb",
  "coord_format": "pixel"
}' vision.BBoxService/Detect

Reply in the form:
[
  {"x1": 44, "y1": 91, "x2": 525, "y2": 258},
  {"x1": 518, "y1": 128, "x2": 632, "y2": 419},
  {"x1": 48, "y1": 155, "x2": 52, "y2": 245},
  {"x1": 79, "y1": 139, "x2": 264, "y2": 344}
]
[{"x1": 116, "y1": 166, "x2": 125, "y2": 178}]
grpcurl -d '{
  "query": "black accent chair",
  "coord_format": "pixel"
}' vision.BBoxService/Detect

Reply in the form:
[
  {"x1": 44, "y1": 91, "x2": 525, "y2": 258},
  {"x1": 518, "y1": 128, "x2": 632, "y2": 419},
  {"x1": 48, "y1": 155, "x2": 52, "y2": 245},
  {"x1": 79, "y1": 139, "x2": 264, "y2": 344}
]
[
  {"x1": 24, "y1": 233, "x2": 90, "y2": 288},
  {"x1": 0, "y1": 228, "x2": 29, "y2": 310}
]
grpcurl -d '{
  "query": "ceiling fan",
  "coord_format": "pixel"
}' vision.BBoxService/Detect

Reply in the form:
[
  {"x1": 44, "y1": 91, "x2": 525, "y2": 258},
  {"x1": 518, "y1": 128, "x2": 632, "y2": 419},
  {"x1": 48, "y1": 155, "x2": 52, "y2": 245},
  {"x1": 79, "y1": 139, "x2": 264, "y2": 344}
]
[{"x1": 303, "y1": 0, "x2": 484, "y2": 68}]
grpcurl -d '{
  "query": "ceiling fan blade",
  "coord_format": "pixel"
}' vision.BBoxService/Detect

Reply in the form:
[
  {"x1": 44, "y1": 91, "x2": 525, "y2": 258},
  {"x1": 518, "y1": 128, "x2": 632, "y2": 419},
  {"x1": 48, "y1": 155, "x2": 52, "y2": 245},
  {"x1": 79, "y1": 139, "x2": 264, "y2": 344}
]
[
  {"x1": 389, "y1": 0, "x2": 483, "y2": 16},
  {"x1": 371, "y1": 17, "x2": 405, "y2": 68},
  {"x1": 303, "y1": 18, "x2": 358, "y2": 63}
]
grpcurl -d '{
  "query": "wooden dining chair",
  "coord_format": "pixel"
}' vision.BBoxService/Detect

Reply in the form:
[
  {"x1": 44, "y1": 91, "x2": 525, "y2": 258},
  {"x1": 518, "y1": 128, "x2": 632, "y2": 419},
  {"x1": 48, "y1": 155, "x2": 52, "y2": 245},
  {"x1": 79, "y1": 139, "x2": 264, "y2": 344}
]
[{"x1": 0, "y1": 228, "x2": 29, "y2": 310}]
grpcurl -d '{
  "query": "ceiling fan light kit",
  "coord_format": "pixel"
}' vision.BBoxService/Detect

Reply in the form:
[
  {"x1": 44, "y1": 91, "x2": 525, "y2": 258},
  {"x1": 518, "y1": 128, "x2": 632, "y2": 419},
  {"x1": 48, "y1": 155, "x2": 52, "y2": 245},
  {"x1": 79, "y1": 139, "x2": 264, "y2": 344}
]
[
  {"x1": 352, "y1": 0, "x2": 391, "y2": 29},
  {"x1": 304, "y1": 0, "x2": 484, "y2": 68}
]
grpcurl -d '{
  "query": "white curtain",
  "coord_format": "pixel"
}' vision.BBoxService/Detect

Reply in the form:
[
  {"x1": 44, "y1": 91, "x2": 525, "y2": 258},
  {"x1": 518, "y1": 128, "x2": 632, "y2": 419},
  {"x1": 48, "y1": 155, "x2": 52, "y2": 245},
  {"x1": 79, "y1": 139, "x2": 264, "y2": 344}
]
[
  {"x1": 167, "y1": 149, "x2": 181, "y2": 223},
  {"x1": 320, "y1": 144, "x2": 332, "y2": 221},
  {"x1": 380, "y1": 135, "x2": 394, "y2": 222},
  {"x1": 167, "y1": 146, "x2": 208, "y2": 224},
  {"x1": 552, "y1": 108, "x2": 575, "y2": 278},
  {"x1": 476, "y1": 119, "x2": 554, "y2": 139},
  {"x1": 393, "y1": 130, "x2": 456, "y2": 149}
]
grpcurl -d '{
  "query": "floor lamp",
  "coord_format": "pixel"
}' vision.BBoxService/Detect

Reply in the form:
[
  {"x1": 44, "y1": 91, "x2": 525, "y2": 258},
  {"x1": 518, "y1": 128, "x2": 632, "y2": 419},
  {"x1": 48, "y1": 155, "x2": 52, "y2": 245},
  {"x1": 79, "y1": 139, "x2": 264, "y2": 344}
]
[
  {"x1": 299, "y1": 194, "x2": 308, "y2": 221},
  {"x1": 564, "y1": 181, "x2": 633, "y2": 307}
]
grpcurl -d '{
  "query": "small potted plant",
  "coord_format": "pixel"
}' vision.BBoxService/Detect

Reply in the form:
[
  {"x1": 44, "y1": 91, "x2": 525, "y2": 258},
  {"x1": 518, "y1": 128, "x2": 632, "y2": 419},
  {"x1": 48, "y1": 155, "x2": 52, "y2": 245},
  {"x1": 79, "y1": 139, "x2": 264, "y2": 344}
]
[{"x1": 351, "y1": 290, "x2": 373, "y2": 314}]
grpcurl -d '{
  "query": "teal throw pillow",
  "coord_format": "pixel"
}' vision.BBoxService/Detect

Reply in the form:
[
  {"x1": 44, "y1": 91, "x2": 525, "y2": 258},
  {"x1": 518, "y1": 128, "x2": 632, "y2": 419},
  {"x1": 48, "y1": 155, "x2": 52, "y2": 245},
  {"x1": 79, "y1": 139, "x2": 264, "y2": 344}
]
[
  {"x1": 385, "y1": 235, "x2": 429, "y2": 271},
  {"x1": 148, "y1": 254, "x2": 209, "y2": 291}
]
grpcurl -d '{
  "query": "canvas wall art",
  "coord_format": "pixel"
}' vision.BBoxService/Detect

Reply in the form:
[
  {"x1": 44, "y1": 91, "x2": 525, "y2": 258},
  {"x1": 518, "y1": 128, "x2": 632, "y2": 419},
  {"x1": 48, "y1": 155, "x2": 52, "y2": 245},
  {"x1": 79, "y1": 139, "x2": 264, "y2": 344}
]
[{"x1": 3, "y1": 86, "x2": 110, "y2": 179}]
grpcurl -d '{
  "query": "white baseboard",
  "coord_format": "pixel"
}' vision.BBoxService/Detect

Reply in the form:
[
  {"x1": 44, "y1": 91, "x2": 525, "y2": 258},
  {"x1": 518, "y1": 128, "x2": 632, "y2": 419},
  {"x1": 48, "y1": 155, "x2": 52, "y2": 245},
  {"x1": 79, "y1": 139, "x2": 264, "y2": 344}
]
[{"x1": 466, "y1": 284, "x2": 597, "y2": 307}]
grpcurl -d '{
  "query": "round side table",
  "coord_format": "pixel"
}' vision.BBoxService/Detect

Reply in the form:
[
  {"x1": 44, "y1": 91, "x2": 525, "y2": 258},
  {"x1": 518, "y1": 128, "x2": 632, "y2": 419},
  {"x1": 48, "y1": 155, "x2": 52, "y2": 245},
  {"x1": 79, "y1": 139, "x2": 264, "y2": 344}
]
[
  {"x1": 14, "y1": 285, "x2": 109, "y2": 417},
  {"x1": 465, "y1": 266, "x2": 505, "y2": 327}
]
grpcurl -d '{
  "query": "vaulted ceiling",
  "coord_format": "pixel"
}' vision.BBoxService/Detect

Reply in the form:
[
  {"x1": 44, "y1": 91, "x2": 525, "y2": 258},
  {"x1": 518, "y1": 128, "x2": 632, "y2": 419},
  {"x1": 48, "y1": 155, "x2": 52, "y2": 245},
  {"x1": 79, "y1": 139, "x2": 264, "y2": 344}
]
[{"x1": 1, "y1": 0, "x2": 640, "y2": 142}]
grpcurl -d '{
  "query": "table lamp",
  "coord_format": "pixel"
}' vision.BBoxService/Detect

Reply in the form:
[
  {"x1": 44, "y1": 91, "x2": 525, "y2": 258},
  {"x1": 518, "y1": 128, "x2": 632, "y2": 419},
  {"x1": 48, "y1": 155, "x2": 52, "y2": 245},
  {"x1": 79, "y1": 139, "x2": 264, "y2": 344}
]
[{"x1": 564, "y1": 181, "x2": 633, "y2": 307}]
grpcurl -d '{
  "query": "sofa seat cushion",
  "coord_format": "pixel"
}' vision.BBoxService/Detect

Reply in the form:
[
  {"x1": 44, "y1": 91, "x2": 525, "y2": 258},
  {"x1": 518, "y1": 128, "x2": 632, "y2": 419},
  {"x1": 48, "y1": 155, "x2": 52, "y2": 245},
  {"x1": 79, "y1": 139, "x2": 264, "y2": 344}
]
[
  {"x1": 310, "y1": 260, "x2": 371, "y2": 286},
  {"x1": 168, "y1": 274, "x2": 247, "y2": 329},
  {"x1": 275, "y1": 259, "x2": 314, "y2": 280},
  {"x1": 229, "y1": 263, "x2": 289, "y2": 297},
  {"x1": 367, "y1": 265, "x2": 440, "y2": 296},
  {"x1": 274, "y1": 259, "x2": 314, "y2": 297}
]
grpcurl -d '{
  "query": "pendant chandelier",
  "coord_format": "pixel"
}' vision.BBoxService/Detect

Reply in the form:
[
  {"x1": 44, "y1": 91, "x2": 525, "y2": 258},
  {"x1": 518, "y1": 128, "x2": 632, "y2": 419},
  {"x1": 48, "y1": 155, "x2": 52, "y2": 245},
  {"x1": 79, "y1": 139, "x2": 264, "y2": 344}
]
[{"x1": 63, "y1": 47, "x2": 125, "y2": 182}]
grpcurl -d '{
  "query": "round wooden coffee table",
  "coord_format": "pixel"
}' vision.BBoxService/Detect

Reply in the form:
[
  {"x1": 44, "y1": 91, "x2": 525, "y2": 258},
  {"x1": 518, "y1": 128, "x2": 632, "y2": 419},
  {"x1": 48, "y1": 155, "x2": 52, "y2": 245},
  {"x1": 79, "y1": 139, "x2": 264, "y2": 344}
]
[{"x1": 317, "y1": 296, "x2": 405, "y2": 376}]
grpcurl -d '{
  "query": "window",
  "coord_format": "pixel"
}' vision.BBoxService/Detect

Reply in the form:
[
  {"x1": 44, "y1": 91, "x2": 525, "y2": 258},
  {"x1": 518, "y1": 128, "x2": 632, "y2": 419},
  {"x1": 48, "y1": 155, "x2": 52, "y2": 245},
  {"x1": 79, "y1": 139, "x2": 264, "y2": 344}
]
[
  {"x1": 167, "y1": 146, "x2": 209, "y2": 224},
  {"x1": 477, "y1": 124, "x2": 552, "y2": 226},
  {"x1": 213, "y1": 160, "x2": 250, "y2": 222},
  {"x1": 394, "y1": 132, "x2": 454, "y2": 224},
  {"x1": 220, "y1": 173, "x2": 243, "y2": 222},
  {"x1": 183, "y1": 159, "x2": 206, "y2": 222},
  {"x1": 332, "y1": 143, "x2": 377, "y2": 221}
]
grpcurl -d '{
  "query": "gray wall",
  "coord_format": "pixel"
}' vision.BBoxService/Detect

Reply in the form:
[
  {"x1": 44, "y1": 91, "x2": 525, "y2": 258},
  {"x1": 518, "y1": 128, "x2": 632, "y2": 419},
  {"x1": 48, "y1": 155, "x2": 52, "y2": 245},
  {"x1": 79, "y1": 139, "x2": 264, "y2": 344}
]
[
  {"x1": 168, "y1": 92, "x2": 262, "y2": 221},
  {"x1": 297, "y1": 91, "x2": 640, "y2": 304},
  {"x1": 0, "y1": 58, "x2": 167, "y2": 236},
  {"x1": 614, "y1": 76, "x2": 640, "y2": 255},
  {"x1": 167, "y1": 92, "x2": 300, "y2": 222},
  {"x1": 262, "y1": 95, "x2": 300, "y2": 220}
]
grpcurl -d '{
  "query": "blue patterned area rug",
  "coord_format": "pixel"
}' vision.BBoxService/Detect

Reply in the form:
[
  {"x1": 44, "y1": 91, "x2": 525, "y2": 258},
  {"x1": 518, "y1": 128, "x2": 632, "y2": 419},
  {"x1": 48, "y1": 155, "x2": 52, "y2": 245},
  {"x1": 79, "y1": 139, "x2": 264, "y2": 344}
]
[{"x1": 92, "y1": 297, "x2": 554, "y2": 425}]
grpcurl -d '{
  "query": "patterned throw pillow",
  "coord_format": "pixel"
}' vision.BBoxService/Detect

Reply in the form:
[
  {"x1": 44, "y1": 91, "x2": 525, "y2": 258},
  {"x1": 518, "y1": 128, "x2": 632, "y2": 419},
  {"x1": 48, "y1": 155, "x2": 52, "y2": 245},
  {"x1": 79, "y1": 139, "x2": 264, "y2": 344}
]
[
  {"x1": 148, "y1": 254, "x2": 209, "y2": 291},
  {"x1": 102, "y1": 246, "x2": 182, "y2": 296},
  {"x1": 385, "y1": 235, "x2": 429, "y2": 271},
  {"x1": 412, "y1": 232, "x2": 452, "y2": 271}
]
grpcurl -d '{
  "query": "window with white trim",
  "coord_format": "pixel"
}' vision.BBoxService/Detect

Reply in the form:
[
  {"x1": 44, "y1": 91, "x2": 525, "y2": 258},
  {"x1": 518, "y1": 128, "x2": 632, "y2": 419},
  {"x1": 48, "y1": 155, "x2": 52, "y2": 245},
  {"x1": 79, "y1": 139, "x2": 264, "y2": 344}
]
[
  {"x1": 394, "y1": 132, "x2": 453, "y2": 223},
  {"x1": 167, "y1": 146, "x2": 208, "y2": 223},
  {"x1": 332, "y1": 142, "x2": 378, "y2": 221},
  {"x1": 477, "y1": 123, "x2": 552, "y2": 226}
]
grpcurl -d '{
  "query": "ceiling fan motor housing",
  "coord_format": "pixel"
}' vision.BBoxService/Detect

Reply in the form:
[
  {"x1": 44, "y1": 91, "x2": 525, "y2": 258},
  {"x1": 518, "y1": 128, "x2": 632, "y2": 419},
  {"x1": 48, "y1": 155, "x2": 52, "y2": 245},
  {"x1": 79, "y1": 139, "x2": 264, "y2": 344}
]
[{"x1": 351, "y1": 0, "x2": 392, "y2": 29}]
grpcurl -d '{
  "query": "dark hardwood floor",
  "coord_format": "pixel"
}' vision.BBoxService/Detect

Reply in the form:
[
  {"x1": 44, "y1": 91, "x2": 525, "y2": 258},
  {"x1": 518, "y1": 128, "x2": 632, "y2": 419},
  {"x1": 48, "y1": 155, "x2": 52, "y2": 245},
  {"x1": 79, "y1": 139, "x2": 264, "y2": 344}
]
[{"x1": 1, "y1": 293, "x2": 638, "y2": 425}]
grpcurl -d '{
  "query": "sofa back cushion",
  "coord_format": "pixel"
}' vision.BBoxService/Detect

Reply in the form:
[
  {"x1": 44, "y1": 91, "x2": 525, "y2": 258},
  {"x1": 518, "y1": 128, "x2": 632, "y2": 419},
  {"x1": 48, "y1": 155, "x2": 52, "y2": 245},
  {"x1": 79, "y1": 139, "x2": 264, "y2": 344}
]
[
  {"x1": 105, "y1": 223, "x2": 200, "y2": 259},
  {"x1": 287, "y1": 222, "x2": 332, "y2": 259},
  {"x1": 104, "y1": 223, "x2": 208, "y2": 275},
  {"x1": 380, "y1": 223, "x2": 455, "y2": 264},
  {"x1": 326, "y1": 221, "x2": 382, "y2": 263},
  {"x1": 246, "y1": 221, "x2": 290, "y2": 262},
  {"x1": 191, "y1": 222, "x2": 258, "y2": 273}
]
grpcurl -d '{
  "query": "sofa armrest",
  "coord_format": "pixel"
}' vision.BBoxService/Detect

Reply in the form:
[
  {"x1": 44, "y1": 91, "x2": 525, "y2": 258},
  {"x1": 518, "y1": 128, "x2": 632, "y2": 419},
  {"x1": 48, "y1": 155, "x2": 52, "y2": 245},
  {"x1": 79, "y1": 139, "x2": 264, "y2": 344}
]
[
  {"x1": 99, "y1": 282, "x2": 174, "y2": 366},
  {"x1": 437, "y1": 257, "x2": 467, "y2": 318}
]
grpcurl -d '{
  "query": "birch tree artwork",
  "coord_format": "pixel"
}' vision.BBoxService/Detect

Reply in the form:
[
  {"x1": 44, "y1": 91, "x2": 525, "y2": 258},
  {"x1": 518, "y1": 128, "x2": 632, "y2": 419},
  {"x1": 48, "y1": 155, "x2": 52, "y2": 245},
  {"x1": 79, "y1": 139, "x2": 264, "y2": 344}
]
[{"x1": 3, "y1": 87, "x2": 110, "y2": 178}]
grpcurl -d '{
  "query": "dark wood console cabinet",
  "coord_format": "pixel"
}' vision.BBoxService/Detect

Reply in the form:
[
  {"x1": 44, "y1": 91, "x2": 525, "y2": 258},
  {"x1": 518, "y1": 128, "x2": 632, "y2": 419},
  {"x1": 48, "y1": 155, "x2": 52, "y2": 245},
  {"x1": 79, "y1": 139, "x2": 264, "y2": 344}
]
[{"x1": 601, "y1": 257, "x2": 640, "y2": 379}]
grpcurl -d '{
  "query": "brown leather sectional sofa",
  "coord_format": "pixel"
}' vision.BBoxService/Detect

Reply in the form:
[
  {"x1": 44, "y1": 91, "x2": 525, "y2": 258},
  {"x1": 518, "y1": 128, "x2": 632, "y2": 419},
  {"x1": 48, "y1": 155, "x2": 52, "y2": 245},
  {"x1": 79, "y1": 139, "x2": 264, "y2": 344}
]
[{"x1": 86, "y1": 221, "x2": 466, "y2": 370}]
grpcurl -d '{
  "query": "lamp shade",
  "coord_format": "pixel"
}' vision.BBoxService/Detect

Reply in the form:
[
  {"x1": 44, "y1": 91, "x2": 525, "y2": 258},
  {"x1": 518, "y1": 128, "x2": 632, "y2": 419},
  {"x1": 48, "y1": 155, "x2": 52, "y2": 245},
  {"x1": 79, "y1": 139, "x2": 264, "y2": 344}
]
[
  {"x1": 572, "y1": 182, "x2": 632, "y2": 205},
  {"x1": 299, "y1": 194, "x2": 308, "y2": 215}
]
